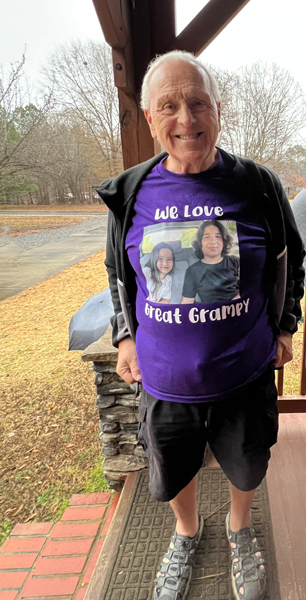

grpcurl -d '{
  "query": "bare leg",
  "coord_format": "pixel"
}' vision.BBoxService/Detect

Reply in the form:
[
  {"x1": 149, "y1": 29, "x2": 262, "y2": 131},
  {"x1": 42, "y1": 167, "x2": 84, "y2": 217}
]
[
  {"x1": 228, "y1": 482, "x2": 264, "y2": 597},
  {"x1": 229, "y1": 481, "x2": 255, "y2": 531},
  {"x1": 154, "y1": 476, "x2": 203, "y2": 598},
  {"x1": 169, "y1": 476, "x2": 198, "y2": 537}
]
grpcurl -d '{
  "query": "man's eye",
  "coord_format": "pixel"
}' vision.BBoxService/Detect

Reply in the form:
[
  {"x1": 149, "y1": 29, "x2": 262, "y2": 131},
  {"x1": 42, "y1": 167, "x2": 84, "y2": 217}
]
[{"x1": 191, "y1": 100, "x2": 207, "y2": 109}]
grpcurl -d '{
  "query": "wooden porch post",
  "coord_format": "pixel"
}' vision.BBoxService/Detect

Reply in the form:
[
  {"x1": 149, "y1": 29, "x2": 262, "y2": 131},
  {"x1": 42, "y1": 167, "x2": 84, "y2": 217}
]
[{"x1": 92, "y1": 0, "x2": 176, "y2": 168}]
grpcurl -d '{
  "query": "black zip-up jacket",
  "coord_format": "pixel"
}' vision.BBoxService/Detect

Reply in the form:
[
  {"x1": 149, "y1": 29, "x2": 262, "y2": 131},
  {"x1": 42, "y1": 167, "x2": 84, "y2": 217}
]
[{"x1": 95, "y1": 148, "x2": 305, "y2": 348}]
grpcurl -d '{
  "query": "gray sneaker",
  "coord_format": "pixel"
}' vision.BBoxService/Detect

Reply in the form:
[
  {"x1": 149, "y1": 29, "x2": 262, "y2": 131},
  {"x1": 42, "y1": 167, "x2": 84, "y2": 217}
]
[
  {"x1": 226, "y1": 512, "x2": 266, "y2": 600},
  {"x1": 153, "y1": 515, "x2": 204, "y2": 600}
]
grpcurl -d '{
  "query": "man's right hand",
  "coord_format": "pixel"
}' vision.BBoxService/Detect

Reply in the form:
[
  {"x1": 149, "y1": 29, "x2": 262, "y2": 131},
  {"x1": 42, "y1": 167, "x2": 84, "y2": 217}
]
[{"x1": 117, "y1": 338, "x2": 142, "y2": 384}]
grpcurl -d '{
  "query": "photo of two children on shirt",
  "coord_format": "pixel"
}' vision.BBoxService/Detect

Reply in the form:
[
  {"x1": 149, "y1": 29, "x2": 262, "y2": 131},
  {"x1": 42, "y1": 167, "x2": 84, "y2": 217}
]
[{"x1": 140, "y1": 219, "x2": 240, "y2": 306}]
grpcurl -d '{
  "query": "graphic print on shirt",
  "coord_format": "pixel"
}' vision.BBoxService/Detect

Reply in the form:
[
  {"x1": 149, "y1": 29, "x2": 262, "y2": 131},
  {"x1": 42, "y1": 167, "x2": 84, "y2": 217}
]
[
  {"x1": 140, "y1": 219, "x2": 240, "y2": 304},
  {"x1": 124, "y1": 160, "x2": 276, "y2": 402}
]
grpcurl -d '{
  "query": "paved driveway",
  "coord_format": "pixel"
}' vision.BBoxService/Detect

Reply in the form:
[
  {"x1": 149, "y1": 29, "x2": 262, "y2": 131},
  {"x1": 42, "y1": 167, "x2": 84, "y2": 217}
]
[{"x1": 0, "y1": 216, "x2": 108, "y2": 301}]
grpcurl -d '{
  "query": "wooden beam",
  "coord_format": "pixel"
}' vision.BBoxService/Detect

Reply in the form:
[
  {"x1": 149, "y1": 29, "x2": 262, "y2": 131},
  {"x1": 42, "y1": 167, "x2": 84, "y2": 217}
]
[
  {"x1": 91, "y1": 0, "x2": 128, "y2": 49},
  {"x1": 91, "y1": 0, "x2": 155, "y2": 166},
  {"x1": 92, "y1": 0, "x2": 176, "y2": 92},
  {"x1": 118, "y1": 91, "x2": 154, "y2": 169},
  {"x1": 170, "y1": 0, "x2": 251, "y2": 56},
  {"x1": 92, "y1": 0, "x2": 136, "y2": 93},
  {"x1": 149, "y1": 0, "x2": 176, "y2": 55},
  {"x1": 94, "y1": 0, "x2": 154, "y2": 94},
  {"x1": 127, "y1": 0, "x2": 153, "y2": 93},
  {"x1": 278, "y1": 396, "x2": 306, "y2": 413}
]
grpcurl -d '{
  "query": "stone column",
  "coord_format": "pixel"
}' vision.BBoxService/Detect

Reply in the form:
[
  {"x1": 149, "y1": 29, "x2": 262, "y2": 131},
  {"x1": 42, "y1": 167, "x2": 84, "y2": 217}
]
[{"x1": 81, "y1": 326, "x2": 148, "y2": 491}]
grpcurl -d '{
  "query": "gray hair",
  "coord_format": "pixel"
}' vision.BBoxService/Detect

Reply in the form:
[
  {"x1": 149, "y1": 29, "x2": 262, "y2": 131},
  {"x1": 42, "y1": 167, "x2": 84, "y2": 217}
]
[{"x1": 140, "y1": 50, "x2": 220, "y2": 110}]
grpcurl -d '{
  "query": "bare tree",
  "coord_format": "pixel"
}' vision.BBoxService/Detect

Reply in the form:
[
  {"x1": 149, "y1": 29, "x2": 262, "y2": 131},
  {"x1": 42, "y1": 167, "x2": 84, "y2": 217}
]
[
  {"x1": 45, "y1": 118, "x2": 92, "y2": 204},
  {"x1": 0, "y1": 49, "x2": 121, "y2": 205},
  {"x1": 215, "y1": 62, "x2": 306, "y2": 174},
  {"x1": 43, "y1": 40, "x2": 122, "y2": 178},
  {"x1": 0, "y1": 55, "x2": 55, "y2": 200}
]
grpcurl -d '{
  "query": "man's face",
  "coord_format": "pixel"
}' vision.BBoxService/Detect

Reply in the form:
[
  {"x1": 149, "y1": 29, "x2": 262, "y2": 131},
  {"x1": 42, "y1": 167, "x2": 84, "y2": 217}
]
[
  {"x1": 201, "y1": 225, "x2": 223, "y2": 261},
  {"x1": 144, "y1": 60, "x2": 221, "y2": 174}
]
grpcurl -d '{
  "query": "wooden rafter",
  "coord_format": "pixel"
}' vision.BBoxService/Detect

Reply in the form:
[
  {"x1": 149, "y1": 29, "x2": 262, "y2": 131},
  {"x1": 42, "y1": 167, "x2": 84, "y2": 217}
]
[
  {"x1": 148, "y1": 0, "x2": 176, "y2": 56},
  {"x1": 171, "y1": 0, "x2": 251, "y2": 56},
  {"x1": 92, "y1": 0, "x2": 252, "y2": 92}
]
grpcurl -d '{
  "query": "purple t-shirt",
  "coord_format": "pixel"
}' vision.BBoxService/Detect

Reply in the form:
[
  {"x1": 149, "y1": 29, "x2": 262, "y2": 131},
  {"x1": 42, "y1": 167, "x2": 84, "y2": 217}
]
[{"x1": 125, "y1": 156, "x2": 276, "y2": 402}]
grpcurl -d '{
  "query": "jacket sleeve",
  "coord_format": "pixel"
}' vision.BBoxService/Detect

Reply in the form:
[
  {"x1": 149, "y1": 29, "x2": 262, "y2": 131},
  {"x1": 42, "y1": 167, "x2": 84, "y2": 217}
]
[
  {"x1": 274, "y1": 176, "x2": 305, "y2": 334},
  {"x1": 105, "y1": 211, "x2": 132, "y2": 347}
]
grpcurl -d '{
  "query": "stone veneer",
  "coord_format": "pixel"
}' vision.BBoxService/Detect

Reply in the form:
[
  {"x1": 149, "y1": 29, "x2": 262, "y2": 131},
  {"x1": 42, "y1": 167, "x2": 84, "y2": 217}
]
[{"x1": 82, "y1": 327, "x2": 148, "y2": 492}]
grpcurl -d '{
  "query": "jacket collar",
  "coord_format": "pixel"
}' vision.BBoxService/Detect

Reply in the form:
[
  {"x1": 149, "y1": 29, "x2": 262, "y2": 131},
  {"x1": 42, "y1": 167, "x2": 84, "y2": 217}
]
[
  {"x1": 95, "y1": 147, "x2": 269, "y2": 212},
  {"x1": 94, "y1": 152, "x2": 167, "y2": 211}
]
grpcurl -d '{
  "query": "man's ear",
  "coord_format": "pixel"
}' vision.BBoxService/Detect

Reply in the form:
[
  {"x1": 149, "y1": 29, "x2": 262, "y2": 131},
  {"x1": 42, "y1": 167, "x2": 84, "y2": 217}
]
[{"x1": 144, "y1": 109, "x2": 157, "y2": 139}]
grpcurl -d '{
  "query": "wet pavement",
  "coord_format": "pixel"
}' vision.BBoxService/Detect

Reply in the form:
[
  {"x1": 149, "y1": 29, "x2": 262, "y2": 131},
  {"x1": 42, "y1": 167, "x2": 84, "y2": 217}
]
[{"x1": 0, "y1": 219, "x2": 108, "y2": 301}]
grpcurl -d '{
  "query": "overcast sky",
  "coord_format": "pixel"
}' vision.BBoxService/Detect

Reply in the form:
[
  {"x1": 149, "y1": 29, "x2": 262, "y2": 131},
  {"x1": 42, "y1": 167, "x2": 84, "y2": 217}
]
[{"x1": 1, "y1": 0, "x2": 306, "y2": 96}]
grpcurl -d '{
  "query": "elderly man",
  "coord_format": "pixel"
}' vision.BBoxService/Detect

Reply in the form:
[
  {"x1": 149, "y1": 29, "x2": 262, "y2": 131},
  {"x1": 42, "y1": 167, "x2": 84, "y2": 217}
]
[{"x1": 96, "y1": 51, "x2": 304, "y2": 600}]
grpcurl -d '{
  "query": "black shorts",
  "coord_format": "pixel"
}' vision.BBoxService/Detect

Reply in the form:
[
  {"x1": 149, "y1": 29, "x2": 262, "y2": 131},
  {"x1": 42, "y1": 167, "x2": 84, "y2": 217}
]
[{"x1": 138, "y1": 365, "x2": 278, "y2": 502}]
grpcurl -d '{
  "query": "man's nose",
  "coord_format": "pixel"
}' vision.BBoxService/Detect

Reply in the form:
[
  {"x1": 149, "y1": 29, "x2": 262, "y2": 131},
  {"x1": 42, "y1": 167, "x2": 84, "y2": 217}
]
[{"x1": 177, "y1": 104, "x2": 195, "y2": 126}]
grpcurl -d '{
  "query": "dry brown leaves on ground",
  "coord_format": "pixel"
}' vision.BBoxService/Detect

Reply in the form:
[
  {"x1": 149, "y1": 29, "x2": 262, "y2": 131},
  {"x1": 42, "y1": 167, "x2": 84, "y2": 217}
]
[
  {"x1": 0, "y1": 250, "x2": 109, "y2": 531},
  {"x1": 0, "y1": 216, "x2": 92, "y2": 237},
  {"x1": 0, "y1": 204, "x2": 108, "y2": 212}
]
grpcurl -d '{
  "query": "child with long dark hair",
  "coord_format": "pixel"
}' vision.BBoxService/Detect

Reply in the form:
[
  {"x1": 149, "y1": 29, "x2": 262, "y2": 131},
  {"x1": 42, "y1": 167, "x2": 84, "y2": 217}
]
[
  {"x1": 181, "y1": 219, "x2": 240, "y2": 303},
  {"x1": 143, "y1": 242, "x2": 175, "y2": 303}
]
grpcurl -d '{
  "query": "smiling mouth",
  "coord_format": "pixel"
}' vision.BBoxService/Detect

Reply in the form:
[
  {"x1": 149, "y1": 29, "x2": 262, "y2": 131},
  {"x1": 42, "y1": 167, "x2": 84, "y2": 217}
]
[{"x1": 176, "y1": 133, "x2": 202, "y2": 140}]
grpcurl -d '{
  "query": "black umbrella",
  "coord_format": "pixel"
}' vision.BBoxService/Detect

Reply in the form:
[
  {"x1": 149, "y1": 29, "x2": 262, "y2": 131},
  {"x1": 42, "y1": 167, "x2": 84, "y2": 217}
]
[{"x1": 69, "y1": 288, "x2": 114, "y2": 350}]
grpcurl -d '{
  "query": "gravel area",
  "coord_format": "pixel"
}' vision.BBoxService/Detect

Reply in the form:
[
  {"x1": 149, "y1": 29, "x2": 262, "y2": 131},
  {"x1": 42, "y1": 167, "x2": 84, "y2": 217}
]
[{"x1": 0, "y1": 216, "x2": 107, "y2": 251}]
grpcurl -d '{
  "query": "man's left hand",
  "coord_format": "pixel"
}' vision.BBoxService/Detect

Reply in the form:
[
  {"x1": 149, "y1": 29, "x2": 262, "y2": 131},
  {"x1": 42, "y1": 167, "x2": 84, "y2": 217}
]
[{"x1": 275, "y1": 330, "x2": 293, "y2": 368}]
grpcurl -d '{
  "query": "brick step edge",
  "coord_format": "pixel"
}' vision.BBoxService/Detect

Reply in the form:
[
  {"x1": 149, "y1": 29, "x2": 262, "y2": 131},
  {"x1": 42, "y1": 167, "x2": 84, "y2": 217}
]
[{"x1": 0, "y1": 491, "x2": 121, "y2": 600}]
